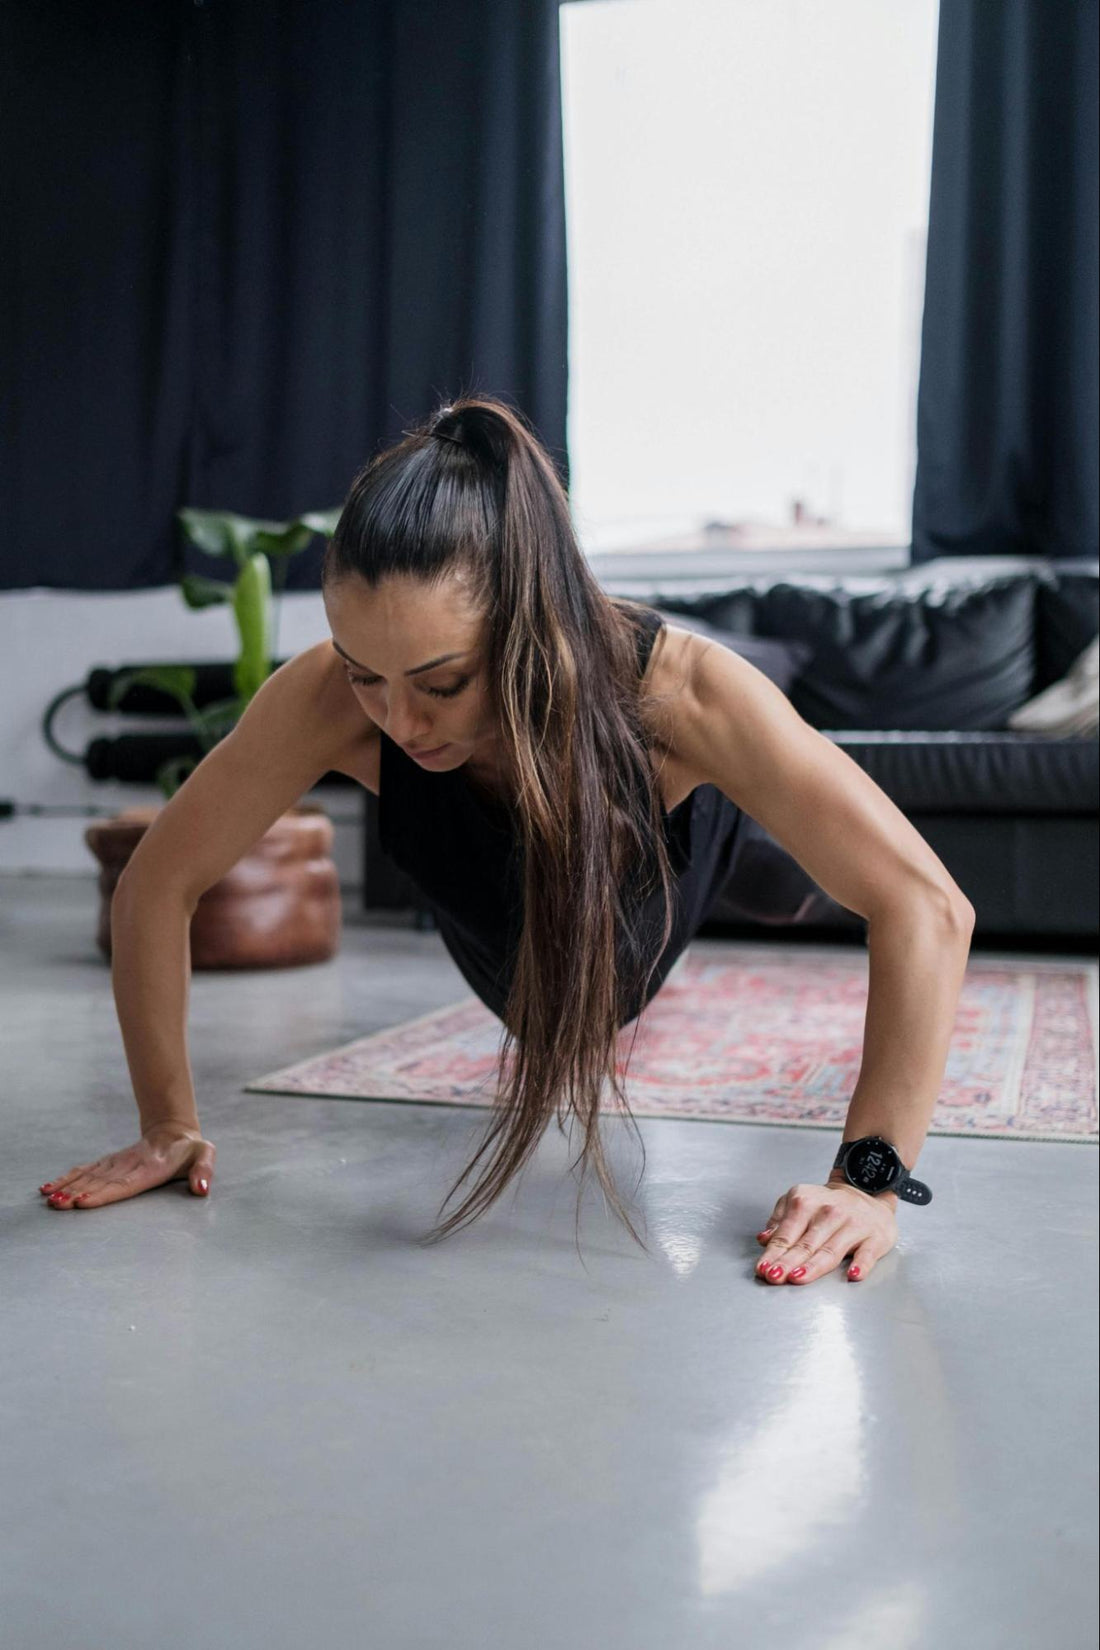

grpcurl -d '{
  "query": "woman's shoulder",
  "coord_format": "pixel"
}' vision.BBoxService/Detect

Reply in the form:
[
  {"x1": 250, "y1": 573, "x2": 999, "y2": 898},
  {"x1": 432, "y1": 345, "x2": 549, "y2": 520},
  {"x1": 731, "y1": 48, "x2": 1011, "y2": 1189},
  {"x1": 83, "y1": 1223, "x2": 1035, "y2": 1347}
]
[{"x1": 636, "y1": 619, "x2": 714, "y2": 808}]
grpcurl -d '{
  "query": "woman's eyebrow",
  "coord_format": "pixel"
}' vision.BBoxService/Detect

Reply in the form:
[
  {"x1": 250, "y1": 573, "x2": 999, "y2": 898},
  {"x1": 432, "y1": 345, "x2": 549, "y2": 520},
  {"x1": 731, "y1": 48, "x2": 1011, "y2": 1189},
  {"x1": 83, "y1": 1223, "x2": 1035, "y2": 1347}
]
[{"x1": 331, "y1": 640, "x2": 469, "y2": 676}]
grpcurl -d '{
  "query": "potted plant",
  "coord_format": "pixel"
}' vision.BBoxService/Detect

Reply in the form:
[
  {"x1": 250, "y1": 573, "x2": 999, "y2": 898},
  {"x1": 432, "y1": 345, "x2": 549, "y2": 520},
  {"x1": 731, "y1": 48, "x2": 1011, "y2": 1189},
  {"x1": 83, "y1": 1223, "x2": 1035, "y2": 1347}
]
[{"x1": 85, "y1": 506, "x2": 344, "y2": 970}]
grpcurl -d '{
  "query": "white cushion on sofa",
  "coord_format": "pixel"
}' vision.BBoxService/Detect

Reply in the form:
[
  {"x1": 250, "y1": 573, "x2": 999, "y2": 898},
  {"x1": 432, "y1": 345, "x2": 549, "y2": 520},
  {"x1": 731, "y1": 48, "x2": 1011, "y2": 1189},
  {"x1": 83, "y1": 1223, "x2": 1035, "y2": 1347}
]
[{"x1": 1007, "y1": 635, "x2": 1099, "y2": 736}]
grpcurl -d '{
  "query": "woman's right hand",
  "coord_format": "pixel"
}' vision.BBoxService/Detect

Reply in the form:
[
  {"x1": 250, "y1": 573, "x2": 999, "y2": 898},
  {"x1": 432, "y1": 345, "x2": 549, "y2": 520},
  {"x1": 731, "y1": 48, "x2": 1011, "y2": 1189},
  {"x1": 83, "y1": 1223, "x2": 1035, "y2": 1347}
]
[{"x1": 38, "y1": 1124, "x2": 216, "y2": 1210}]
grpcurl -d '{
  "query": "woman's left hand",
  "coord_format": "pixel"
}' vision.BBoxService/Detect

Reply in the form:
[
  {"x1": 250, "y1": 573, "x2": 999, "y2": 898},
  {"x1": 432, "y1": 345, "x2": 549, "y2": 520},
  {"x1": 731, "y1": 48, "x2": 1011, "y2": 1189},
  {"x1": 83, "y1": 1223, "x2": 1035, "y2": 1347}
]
[{"x1": 753, "y1": 1177, "x2": 898, "y2": 1285}]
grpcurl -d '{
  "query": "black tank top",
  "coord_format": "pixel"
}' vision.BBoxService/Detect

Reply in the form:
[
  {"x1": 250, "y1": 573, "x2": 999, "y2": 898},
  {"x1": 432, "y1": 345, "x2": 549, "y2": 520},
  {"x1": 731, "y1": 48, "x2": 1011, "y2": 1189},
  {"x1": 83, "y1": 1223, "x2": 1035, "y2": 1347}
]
[{"x1": 378, "y1": 605, "x2": 745, "y2": 1026}]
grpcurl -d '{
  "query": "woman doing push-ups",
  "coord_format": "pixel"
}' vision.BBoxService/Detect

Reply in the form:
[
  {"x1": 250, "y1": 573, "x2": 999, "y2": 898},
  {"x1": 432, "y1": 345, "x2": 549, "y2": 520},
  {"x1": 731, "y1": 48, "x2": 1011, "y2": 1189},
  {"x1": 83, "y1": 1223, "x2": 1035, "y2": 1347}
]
[{"x1": 39, "y1": 396, "x2": 974, "y2": 1285}]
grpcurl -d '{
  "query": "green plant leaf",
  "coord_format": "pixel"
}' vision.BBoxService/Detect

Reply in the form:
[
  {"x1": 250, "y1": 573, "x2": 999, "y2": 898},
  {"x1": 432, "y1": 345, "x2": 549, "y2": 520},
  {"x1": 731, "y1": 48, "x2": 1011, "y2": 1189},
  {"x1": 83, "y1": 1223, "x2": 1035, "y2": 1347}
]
[
  {"x1": 232, "y1": 552, "x2": 273, "y2": 703},
  {"x1": 173, "y1": 503, "x2": 326, "y2": 726},
  {"x1": 178, "y1": 508, "x2": 287, "y2": 569},
  {"x1": 190, "y1": 696, "x2": 243, "y2": 739},
  {"x1": 178, "y1": 505, "x2": 339, "y2": 566},
  {"x1": 252, "y1": 522, "x2": 315, "y2": 558},
  {"x1": 180, "y1": 573, "x2": 235, "y2": 610},
  {"x1": 106, "y1": 668, "x2": 140, "y2": 711},
  {"x1": 176, "y1": 508, "x2": 235, "y2": 559},
  {"x1": 155, "y1": 753, "x2": 199, "y2": 800},
  {"x1": 107, "y1": 665, "x2": 198, "y2": 712},
  {"x1": 297, "y1": 507, "x2": 343, "y2": 537}
]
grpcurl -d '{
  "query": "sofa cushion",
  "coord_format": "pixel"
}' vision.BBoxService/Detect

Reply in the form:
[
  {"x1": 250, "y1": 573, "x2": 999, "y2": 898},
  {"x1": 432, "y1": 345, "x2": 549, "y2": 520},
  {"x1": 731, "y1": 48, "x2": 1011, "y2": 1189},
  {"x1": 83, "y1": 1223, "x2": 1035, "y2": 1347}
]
[
  {"x1": 824, "y1": 729, "x2": 1099, "y2": 815},
  {"x1": 757, "y1": 577, "x2": 1039, "y2": 731},
  {"x1": 1008, "y1": 636, "x2": 1099, "y2": 736}
]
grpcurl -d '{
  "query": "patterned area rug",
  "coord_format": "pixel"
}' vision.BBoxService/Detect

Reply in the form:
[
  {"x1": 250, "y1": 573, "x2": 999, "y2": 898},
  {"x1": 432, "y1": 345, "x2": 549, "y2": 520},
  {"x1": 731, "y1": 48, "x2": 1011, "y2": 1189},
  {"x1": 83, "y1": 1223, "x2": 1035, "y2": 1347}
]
[{"x1": 244, "y1": 940, "x2": 1099, "y2": 1143}]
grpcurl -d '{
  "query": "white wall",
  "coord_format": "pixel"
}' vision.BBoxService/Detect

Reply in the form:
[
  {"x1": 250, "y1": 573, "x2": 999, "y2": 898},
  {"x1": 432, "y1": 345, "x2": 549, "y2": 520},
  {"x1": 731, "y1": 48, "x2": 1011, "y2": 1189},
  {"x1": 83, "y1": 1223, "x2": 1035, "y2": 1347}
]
[{"x1": 0, "y1": 589, "x2": 365, "y2": 885}]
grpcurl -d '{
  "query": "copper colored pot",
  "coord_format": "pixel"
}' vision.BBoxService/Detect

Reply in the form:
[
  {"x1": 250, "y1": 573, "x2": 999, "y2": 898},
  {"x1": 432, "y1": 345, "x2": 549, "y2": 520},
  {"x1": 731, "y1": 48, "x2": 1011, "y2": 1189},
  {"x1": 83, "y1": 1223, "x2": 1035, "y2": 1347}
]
[{"x1": 84, "y1": 804, "x2": 342, "y2": 969}]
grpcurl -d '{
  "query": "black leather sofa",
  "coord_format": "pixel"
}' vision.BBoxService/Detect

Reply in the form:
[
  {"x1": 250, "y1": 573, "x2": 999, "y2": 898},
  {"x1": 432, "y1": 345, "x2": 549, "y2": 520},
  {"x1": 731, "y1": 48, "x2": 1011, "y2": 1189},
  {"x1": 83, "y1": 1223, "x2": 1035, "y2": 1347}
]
[
  {"x1": 363, "y1": 558, "x2": 1098, "y2": 943},
  {"x1": 635, "y1": 556, "x2": 1099, "y2": 942}
]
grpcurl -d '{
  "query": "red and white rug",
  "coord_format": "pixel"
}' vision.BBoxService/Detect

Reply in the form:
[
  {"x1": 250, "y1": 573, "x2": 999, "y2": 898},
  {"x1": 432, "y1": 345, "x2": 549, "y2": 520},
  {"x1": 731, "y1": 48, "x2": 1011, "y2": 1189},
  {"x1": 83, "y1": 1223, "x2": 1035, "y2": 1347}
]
[{"x1": 244, "y1": 940, "x2": 1099, "y2": 1143}]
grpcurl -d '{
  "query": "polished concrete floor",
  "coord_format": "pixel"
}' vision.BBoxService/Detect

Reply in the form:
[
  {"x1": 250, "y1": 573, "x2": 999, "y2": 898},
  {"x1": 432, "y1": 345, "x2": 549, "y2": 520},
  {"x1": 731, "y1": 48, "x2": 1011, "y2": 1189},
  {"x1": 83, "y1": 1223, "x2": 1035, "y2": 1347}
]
[{"x1": 3, "y1": 873, "x2": 1097, "y2": 1650}]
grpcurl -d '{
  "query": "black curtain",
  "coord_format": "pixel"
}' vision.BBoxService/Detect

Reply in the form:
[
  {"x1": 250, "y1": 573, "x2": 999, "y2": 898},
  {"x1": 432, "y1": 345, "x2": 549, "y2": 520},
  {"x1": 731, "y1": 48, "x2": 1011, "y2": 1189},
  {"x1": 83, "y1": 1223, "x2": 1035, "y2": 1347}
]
[
  {"x1": 911, "y1": 0, "x2": 1099, "y2": 564},
  {"x1": 0, "y1": 0, "x2": 569, "y2": 592}
]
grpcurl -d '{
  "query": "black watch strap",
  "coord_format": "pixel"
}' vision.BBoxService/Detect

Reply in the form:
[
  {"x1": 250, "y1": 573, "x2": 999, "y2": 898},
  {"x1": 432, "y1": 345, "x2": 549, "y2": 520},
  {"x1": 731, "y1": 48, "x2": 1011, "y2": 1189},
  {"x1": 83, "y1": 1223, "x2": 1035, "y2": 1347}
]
[
  {"x1": 833, "y1": 1137, "x2": 933, "y2": 1205},
  {"x1": 890, "y1": 1169, "x2": 933, "y2": 1205}
]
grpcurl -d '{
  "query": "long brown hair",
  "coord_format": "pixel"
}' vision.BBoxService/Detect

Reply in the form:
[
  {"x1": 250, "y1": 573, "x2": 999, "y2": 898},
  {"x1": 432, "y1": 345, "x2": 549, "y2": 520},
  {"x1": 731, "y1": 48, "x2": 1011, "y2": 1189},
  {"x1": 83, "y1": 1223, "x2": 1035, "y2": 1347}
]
[{"x1": 322, "y1": 395, "x2": 677, "y2": 1254}]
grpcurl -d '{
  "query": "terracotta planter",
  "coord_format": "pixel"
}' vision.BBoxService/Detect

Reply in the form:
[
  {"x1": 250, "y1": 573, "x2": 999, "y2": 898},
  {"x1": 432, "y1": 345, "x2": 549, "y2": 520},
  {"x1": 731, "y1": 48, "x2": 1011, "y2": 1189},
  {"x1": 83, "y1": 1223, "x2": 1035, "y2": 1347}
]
[{"x1": 85, "y1": 804, "x2": 342, "y2": 969}]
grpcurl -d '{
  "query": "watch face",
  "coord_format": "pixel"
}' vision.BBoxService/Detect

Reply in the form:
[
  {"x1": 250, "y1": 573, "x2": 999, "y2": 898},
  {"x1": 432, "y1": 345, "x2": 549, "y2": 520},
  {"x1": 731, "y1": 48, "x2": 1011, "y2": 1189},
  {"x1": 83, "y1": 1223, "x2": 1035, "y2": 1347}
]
[{"x1": 845, "y1": 1136, "x2": 901, "y2": 1193}]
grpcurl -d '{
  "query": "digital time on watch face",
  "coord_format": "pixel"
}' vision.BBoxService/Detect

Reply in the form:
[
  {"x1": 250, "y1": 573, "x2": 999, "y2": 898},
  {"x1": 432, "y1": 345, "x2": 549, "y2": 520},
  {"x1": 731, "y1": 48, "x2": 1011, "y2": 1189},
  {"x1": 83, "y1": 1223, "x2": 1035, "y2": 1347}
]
[{"x1": 845, "y1": 1136, "x2": 900, "y2": 1192}]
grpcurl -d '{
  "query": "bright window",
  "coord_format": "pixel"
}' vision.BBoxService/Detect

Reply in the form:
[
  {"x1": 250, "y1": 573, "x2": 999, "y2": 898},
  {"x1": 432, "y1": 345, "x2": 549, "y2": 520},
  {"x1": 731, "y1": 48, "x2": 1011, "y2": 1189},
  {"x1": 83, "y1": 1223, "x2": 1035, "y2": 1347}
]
[{"x1": 560, "y1": 0, "x2": 941, "y2": 556}]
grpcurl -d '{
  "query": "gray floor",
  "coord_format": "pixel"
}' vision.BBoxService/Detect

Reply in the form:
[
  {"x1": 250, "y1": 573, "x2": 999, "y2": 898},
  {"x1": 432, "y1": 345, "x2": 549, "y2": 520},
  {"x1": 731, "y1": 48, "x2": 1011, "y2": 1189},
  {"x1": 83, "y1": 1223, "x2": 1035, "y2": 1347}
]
[{"x1": 3, "y1": 874, "x2": 1097, "y2": 1650}]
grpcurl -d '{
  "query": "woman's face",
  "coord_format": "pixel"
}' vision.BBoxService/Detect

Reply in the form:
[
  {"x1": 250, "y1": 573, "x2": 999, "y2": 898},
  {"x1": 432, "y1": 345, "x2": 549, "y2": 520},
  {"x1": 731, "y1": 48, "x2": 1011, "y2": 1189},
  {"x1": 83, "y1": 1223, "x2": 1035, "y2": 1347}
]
[{"x1": 322, "y1": 571, "x2": 503, "y2": 771}]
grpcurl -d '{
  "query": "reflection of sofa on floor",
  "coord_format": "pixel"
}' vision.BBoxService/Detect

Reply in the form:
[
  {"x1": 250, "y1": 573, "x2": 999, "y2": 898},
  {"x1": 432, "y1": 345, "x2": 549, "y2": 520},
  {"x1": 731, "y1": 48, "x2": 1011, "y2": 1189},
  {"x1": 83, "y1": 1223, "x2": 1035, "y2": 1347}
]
[{"x1": 363, "y1": 559, "x2": 1099, "y2": 942}]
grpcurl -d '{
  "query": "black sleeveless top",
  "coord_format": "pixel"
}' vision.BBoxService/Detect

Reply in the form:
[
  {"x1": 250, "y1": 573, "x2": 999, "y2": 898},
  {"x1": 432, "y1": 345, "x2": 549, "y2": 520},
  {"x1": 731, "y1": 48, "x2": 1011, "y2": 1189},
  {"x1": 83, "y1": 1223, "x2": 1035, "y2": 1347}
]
[{"x1": 378, "y1": 605, "x2": 745, "y2": 1026}]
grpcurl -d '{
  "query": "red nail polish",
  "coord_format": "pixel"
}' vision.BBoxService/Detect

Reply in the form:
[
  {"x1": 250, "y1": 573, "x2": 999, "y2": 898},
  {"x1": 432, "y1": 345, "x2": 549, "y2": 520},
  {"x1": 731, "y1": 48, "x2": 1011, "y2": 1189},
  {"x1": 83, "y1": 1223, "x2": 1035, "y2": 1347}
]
[
  {"x1": 848, "y1": 1265, "x2": 861, "y2": 1280},
  {"x1": 768, "y1": 1265, "x2": 784, "y2": 1280},
  {"x1": 788, "y1": 1267, "x2": 807, "y2": 1281}
]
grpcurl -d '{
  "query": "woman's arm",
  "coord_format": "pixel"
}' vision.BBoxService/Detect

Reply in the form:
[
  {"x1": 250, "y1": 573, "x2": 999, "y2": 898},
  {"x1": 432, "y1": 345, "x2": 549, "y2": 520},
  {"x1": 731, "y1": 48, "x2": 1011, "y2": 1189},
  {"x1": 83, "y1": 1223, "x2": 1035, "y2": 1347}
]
[
  {"x1": 110, "y1": 642, "x2": 365, "y2": 1118},
  {"x1": 39, "y1": 646, "x2": 367, "y2": 1212},
  {"x1": 110, "y1": 875, "x2": 204, "y2": 1135},
  {"x1": 675, "y1": 637, "x2": 974, "y2": 928},
  {"x1": 749, "y1": 900, "x2": 973, "y2": 1286},
  {"x1": 674, "y1": 639, "x2": 976, "y2": 1285},
  {"x1": 824, "y1": 898, "x2": 974, "y2": 1204},
  {"x1": 120, "y1": 641, "x2": 368, "y2": 911}
]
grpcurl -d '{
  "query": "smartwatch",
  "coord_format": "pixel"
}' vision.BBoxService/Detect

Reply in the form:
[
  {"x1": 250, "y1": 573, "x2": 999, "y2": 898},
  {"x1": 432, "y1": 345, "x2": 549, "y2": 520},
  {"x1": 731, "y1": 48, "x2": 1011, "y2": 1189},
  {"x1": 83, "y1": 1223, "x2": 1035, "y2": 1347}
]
[{"x1": 832, "y1": 1134, "x2": 932, "y2": 1205}]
